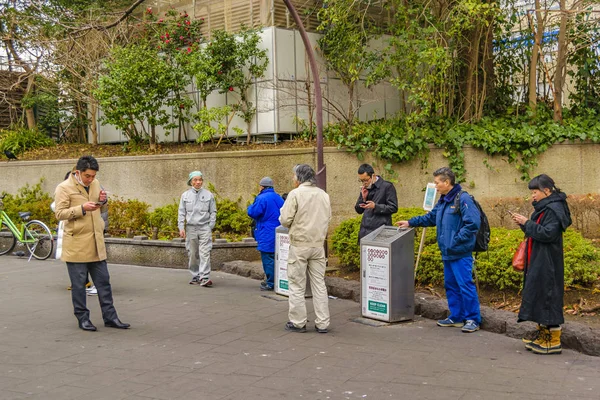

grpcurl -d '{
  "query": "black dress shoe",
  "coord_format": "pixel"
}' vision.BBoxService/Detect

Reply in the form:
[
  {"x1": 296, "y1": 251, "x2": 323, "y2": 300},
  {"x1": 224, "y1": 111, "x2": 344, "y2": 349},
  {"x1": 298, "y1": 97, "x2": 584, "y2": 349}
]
[
  {"x1": 79, "y1": 320, "x2": 97, "y2": 332},
  {"x1": 104, "y1": 319, "x2": 130, "y2": 329}
]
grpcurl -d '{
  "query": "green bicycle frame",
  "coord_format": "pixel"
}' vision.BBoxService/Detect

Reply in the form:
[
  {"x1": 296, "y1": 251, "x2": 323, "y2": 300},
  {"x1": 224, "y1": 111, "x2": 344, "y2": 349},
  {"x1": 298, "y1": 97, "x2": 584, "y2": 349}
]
[{"x1": 0, "y1": 210, "x2": 36, "y2": 243}]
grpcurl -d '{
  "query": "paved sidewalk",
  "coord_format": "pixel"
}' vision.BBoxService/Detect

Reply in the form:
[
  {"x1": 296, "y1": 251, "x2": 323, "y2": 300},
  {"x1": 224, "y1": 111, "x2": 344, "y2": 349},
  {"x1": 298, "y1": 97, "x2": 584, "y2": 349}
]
[{"x1": 1, "y1": 258, "x2": 600, "y2": 400}]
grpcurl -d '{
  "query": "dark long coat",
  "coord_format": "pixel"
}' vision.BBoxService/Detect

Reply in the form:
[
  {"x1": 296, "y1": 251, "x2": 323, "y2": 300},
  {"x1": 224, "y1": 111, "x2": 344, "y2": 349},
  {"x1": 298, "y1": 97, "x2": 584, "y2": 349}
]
[
  {"x1": 355, "y1": 176, "x2": 398, "y2": 240},
  {"x1": 517, "y1": 192, "x2": 572, "y2": 326}
]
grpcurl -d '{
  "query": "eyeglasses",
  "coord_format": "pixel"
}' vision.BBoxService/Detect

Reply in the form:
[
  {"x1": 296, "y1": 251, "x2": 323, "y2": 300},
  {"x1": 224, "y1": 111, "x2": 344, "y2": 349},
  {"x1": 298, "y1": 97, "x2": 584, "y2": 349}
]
[{"x1": 358, "y1": 177, "x2": 372, "y2": 184}]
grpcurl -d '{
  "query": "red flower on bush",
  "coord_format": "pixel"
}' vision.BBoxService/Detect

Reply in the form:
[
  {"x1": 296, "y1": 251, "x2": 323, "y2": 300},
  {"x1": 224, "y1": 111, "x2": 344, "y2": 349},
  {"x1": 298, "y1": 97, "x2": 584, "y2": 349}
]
[
  {"x1": 185, "y1": 20, "x2": 191, "y2": 25},
  {"x1": 158, "y1": 19, "x2": 163, "y2": 23},
  {"x1": 187, "y1": 47, "x2": 192, "y2": 53},
  {"x1": 229, "y1": 86, "x2": 234, "y2": 91},
  {"x1": 179, "y1": 36, "x2": 184, "y2": 40},
  {"x1": 146, "y1": 7, "x2": 152, "y2": 14}
]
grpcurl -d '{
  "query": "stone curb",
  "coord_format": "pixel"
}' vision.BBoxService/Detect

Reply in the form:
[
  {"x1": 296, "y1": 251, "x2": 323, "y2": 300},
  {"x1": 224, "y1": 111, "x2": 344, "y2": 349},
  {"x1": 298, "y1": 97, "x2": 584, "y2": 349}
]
[{"x1": 219, "y1": 260, "x2": 600, "y2": 357}]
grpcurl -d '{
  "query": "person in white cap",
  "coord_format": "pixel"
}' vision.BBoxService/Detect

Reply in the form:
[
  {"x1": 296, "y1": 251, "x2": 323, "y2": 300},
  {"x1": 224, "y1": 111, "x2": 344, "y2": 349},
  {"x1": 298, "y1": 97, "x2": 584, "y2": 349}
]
[
  {"x1": 247, "y1": 176, "x2": 284, "y2": 291},
  {"x1": 178, "y1": 171, "x2": 217, "y2": 286}
]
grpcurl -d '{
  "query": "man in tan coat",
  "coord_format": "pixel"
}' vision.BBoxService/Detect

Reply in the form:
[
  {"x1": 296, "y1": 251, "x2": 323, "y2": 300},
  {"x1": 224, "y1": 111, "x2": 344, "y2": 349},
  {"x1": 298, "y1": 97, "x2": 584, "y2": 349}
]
[
  {"x1": 279, "y1": 164, "x2": 332, "y2": 333},
  {"x1": 54, "y1": 155, "x2": 129, "y2": 332}
]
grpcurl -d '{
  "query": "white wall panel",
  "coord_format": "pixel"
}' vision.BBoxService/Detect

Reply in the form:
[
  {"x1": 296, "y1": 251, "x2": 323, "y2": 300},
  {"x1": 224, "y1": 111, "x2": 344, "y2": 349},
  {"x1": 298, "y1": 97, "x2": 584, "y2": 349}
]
[
  {"x1": 357, "y1": 81, "x2": 385, "y2": 121},
  {"x1": 259, "y1": 28, "x2": 274, "y2": 81},
  {"x1": 256, "y1": 110, "x2": 275, "y2": 134},
  {"x1": 96, "y1": 109, "x2": 125, "y2": 143},
  {"x1": 275, "y1": 29, "x2": 296, "y2": 80},
  {"x1": 277, "y1": 81, "x2": 298, "y2": 133},
  {"x1": 384, "y1": 82, "x2": 401, "y2": 118},
  {"x1": 326, "y1": 78, "x2": 349, "y2": 124}
]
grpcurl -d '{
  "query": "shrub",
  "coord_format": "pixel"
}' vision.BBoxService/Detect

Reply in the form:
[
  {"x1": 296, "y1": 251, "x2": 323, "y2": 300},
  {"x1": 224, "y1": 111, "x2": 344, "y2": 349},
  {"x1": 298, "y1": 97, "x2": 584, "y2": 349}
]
[
  {"x1": 563, "y1": 229, "x2": 600, "y2": 287},
  {"x1": 330, "y1": 216, "x2": 362, "y2": 267},
  {"x1": 467, "y1": 228, "x2": 525, "y2": 291},
  {"x1": 147, "y1": 202, "x2": 179, "y2": 239},
  {"x1": 331, "y1": 207, "x2": 428, "y2": 270},
  {"x1": 0, "y1": 127, "x2": 55, "y2": 155},
  {"x1": 330, "y1": 208, "x2": 600, "y2": 292},
  {"x1": 0, "y1": 180, "x2": 56, "y2": 230},
  {"x1": 207, "y1": 183, "x2": 252, "y2": 241},
  {"x1": 106, "y1": 197, "x2": 150, "y2": 237}
]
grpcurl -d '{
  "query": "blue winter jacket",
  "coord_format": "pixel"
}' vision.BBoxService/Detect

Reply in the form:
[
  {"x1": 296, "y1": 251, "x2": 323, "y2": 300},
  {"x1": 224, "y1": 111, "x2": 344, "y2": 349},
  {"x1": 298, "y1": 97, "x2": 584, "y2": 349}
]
[
  {"x1": 408, "y1": 184, "x2": 481, "y2": 261},
  {"x1": 247, "y1": 187, "x2": 284, "y2": 253}
]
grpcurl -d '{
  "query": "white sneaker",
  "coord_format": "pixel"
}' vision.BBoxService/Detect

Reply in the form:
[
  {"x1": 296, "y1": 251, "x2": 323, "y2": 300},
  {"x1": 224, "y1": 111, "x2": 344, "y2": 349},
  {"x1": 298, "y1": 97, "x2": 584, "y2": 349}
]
[{"x1": 86, "y1": 286, "x2": 98, "y2": 296}]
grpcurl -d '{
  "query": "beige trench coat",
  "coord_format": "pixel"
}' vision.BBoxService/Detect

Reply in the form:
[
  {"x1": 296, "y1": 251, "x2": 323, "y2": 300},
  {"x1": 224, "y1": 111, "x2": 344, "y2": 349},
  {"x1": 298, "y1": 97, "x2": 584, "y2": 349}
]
[{"x1": 54, "y1": 174, "x2": 108, "y2": 262}]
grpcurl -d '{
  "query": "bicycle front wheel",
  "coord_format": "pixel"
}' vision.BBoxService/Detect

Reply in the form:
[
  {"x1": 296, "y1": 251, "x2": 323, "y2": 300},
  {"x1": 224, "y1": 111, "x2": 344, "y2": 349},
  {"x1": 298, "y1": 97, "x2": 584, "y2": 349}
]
[
  {"x1": 24, "y1": 220, "x2": 54, "y2": 260},
  {"x1": 0, "y1": 221, "x2": 17, "y2": 256}
]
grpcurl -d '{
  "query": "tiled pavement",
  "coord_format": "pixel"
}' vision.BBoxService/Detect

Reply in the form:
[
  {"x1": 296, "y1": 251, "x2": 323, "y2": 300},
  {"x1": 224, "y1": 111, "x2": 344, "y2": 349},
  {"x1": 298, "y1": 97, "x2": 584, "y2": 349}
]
[{"x1": 1, "y1": 257, "x2": 600, "y2": 400}]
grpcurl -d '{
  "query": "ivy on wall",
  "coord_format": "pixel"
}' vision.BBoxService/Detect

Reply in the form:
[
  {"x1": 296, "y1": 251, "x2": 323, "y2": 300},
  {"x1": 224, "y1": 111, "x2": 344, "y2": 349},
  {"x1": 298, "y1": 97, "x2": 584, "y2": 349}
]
[{"x1": 325, "y1": 109, "x2": 600, "y2": 182}]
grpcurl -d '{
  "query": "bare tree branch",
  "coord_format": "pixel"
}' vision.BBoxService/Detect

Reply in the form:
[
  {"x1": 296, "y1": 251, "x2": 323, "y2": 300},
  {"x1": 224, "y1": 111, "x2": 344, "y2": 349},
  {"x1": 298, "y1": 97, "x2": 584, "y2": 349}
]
[{"x1": 71, "y1": 0, "x2": 146, "y2": 34}]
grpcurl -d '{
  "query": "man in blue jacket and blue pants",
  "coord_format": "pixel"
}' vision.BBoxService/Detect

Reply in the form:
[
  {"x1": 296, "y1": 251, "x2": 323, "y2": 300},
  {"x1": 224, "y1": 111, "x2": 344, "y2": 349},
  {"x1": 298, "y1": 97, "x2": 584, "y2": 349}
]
[
  {"x1": 248, "y1": 177, "x2": 284, "y2": 291},
  {"x1": 397, "y1": 167, "x2": 482, "y2": 333}
]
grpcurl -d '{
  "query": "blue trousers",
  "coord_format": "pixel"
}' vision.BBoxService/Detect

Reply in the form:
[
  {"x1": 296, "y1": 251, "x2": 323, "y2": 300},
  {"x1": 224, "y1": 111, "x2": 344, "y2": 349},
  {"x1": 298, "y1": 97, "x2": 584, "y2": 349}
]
[
  {"x1": 261, "y1": 251, "x2": 275, "y2": 288},
  {"x1": 443, "y1": 256, "x2": 481, "y2": 324}
]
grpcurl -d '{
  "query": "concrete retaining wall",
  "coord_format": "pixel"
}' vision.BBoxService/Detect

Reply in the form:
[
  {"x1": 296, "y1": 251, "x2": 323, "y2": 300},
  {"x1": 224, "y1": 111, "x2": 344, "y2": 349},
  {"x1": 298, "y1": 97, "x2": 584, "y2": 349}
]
[
  {"x1": 104, "y1": 237, "x2": 260, "y2": 269},
  {"x1": 1, "y1": 143, "x2": 599, "y2": 229}
]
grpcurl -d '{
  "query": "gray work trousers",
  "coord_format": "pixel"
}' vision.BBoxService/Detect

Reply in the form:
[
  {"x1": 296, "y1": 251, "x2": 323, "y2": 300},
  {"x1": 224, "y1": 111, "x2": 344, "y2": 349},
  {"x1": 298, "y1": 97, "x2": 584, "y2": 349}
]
[
  {"x1": 186, "y1": 225, "x2": 212, "y2": 279},
  {"x1": 66, "y1": 261, "x2": 119, "y2": 323}
]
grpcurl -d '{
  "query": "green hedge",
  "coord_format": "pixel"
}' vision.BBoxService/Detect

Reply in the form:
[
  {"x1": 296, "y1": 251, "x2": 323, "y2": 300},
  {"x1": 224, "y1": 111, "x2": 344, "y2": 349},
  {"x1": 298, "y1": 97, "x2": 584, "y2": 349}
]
[
  {"x1": 1, "y1": 181, "x2": 56, "y2": 230},
  {"x1": 107, "y1": 191, "x2": 251, "y2": 241},
  {"x1": 330, "y1": 208, "x2": 600, "y2": 292},
  {"x1": 2, "y1": 181, "x2": 251, "y2": 241}
]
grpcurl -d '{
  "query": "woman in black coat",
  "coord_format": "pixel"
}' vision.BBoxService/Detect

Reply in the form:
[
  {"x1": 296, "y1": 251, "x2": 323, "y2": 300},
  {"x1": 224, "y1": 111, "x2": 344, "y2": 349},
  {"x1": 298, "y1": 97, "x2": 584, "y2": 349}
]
[{"x1": 510, "y1": 174, "x2": 571, "y2": 355}]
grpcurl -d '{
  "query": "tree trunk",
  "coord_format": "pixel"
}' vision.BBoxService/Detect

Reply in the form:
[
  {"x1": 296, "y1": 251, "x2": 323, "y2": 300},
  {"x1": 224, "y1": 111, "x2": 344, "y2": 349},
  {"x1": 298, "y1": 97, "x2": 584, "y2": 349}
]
[
  {"x1": 528, "y1": 0, "x2": 544, "y2": 112},
  {"x1": 89, "y1": 99, "x2": 99, "y2": 145},
  {"x1": 178, "y1": 119, "x2": 182, "y2": 143},
  {"x1": 150, "y1": 124, "x2": 156, "y2": 151},
  {"x1": 25, "y1": 75, "x2": 36, "y2": 129},
  {"x1": 479, "y1": 23, "x2": 496, "y2": 120},
  {"x1": 553, "y1": 0, "x2": 568, "y2": 122},
  {"x1": 463, "y1": 29, "x2": 481, "y2": 122},
  {"x1": 347, "y1": 82, "x2": 354, "y2": 127},
  {"x1": 246, "y1": 120, "x2": 252, "y2": 145},
  {"x1": 75, "y1": 100, "x2": 86, "y2": 142}
]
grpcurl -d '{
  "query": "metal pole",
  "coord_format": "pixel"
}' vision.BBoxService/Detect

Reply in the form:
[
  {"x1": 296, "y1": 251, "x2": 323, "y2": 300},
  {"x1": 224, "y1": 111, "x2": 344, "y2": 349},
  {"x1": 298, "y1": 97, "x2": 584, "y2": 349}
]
[
  {"x1": 414, "y1": 228, "x2": 427, "y2": 278},
  {"x1": 282, "y1": 0, "x2": 325, "y2": 191}
]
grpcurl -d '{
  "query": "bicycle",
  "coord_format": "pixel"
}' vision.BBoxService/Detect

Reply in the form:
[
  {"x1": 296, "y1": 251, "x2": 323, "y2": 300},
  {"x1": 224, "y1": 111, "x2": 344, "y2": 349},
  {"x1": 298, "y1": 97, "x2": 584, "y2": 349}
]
[{"x1": 0, "y1": 194, "x2": 54, "y2": 260}]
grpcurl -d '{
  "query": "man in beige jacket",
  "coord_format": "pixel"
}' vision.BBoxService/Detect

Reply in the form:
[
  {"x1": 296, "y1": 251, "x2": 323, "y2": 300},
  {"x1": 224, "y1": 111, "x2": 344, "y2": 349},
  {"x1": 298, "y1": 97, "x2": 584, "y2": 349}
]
[
  {"x1": 279, "y1": 164, "x2": 332, "y2": 333},
  {"x1": 54, "y1": 155, "x2": 129, "y2": 332}
]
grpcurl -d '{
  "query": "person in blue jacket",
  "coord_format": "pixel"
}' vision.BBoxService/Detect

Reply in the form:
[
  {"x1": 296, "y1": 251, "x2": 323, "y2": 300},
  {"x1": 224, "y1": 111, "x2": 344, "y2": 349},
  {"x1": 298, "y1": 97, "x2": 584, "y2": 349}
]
[
  {"x1": 397, "y1": 167, "x2": 482, "y2": 333},
  {"x1": 247, "y1": 177, "x2": 284, "y2": 291}
]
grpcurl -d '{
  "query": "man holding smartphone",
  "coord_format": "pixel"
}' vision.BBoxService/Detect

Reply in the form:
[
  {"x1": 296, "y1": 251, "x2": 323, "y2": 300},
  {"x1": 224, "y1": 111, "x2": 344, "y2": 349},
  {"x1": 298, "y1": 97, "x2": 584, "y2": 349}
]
[
  {"x1": 54, "y1": 155, "x2": 129, "y2": 332},
  {"x1": 355, "y1": 164, "x2": 398, "y2": 240}
]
